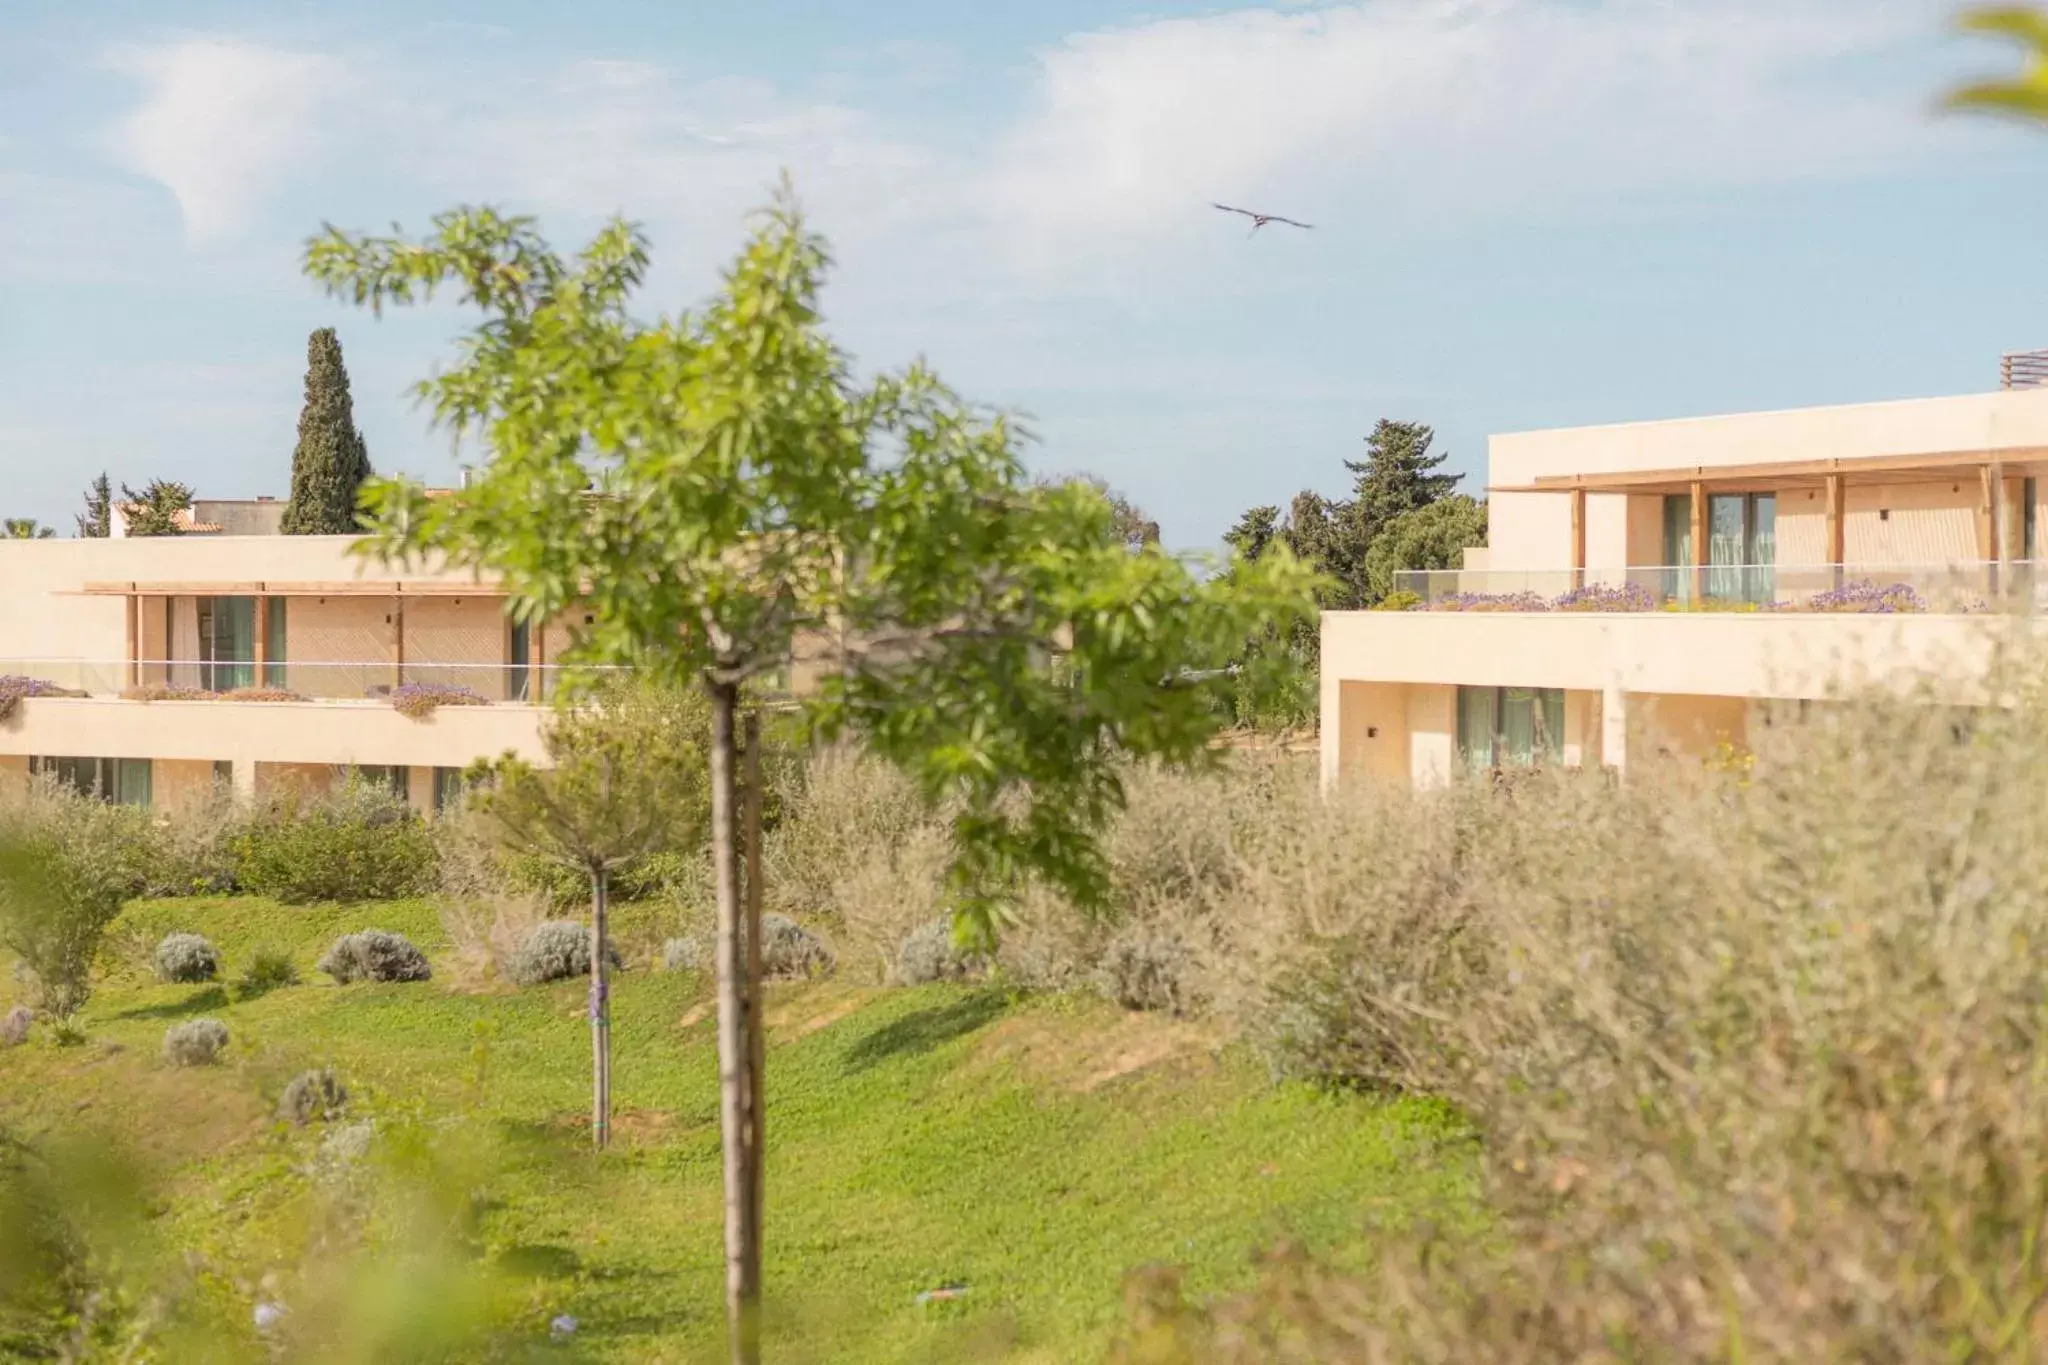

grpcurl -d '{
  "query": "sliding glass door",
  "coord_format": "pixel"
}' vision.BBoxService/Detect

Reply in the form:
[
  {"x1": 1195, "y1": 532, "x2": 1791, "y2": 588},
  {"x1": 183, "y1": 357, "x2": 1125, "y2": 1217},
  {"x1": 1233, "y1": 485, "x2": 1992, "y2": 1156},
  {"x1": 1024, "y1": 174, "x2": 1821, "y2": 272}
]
[
  {"x1": 198, "y1": 596, "x2": 257, "y2": 691},
  {"x1": 1457, "y1": 687, "x2": 1566, "y2": 773},
  {"x1": 1665, "y1": 494, "x2": 1775, "y2": 605}
]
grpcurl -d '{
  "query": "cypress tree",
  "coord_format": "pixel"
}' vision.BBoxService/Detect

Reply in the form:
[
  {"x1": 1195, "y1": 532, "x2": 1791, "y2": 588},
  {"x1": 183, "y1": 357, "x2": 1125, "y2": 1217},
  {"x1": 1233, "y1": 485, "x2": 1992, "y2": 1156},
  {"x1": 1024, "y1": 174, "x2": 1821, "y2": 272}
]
[{"x1": 281, "y1": 328, "x2": 372, "y2": 535}]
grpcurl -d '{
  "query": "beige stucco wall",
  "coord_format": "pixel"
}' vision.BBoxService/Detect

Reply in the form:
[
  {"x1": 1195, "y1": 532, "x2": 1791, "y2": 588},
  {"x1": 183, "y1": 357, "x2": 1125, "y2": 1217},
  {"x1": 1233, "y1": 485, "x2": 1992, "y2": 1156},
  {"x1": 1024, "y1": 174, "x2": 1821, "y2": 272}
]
[
  {"x1": 1481, "y1": 390, "x2": 2048, "y2": 576},
  {"x1": 1491, "y1": 388, "x2": 2048, "y2": 487},
  {"x1": 1322, "y1": 610, "x2": 2020, "y2": 706},
  {"x1": 401, "y1": 597, "x2": 511, "y2": 698},
  {"x1": 1633, "y1": 693, "x2": 1751, "y2": 761},
  {"x1": 153, "y1": 758, "x2": 223, "y2": 815},
  {"x1": 0, "y1": 696, "x2": 547, "y2": 771}
]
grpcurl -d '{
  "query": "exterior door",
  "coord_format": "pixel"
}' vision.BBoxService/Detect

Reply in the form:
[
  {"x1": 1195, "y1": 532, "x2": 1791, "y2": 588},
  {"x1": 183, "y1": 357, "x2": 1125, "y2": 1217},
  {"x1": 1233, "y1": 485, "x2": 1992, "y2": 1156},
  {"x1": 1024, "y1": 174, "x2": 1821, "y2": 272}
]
[{"x1": 1661, "y1": 496, "x2": 1693, "y2": 603}]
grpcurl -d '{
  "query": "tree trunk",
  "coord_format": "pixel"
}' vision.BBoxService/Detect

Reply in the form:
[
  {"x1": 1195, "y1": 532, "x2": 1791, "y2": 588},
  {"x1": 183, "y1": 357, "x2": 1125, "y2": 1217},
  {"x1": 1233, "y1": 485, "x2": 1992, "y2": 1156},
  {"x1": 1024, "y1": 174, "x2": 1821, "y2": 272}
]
[
  {"x1": 742, "y1": 709, "x2": 766, "y2": 1278},
  {"x1": 709, "y1": 681, "x2": 762, "y2": 1363},
  {"x1": 589, "y1": 866, "x2": 611, "y2": 1151}
]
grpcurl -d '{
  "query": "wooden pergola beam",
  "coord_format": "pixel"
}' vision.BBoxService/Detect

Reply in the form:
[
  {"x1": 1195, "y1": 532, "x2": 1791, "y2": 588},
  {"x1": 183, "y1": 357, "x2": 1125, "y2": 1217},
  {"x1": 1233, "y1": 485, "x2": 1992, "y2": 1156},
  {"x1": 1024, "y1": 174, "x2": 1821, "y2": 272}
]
[
  {"x1": 69, "y1": 580, "x2": 510, "y2": 598},
  {"x1": 1490, "y1": 446, "x2": 2048, "y2": 496}
]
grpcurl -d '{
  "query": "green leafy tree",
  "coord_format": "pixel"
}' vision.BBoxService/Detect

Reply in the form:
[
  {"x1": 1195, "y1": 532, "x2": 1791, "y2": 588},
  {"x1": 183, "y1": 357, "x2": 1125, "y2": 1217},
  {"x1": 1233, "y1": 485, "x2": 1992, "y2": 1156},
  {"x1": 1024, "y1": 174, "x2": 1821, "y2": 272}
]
[
  {"x1": 463, "y1": 679, "x2": 711, "y2": 1151},
  {"x1": 3, "y1": 520, "x2": 53, "y2": 540},
  {"x1": 305, "y1": 184, "x2": 1315, "y2": 1360},
  {"x1": 117, "y1": 480, "x2": 193, "y2": 537},
  {"x1": 1948, "y1": 7, "x2": 2048, "y2": 118},
  {"x1": 281, "y1": 327, "x2": 373, "y2": 535},
  {"x1": 75, "y1": 473, "x2": 111, "y2": 538},
  {"x1": 1362, "y1": 493, "x2": 1489, "y2": 603},
  {"x1": 0, "y1": 795, "x2": 139, "y2": 1019},
  {"x1": 1042, "y1": 473, "x2": 1161, "y2": 549}
]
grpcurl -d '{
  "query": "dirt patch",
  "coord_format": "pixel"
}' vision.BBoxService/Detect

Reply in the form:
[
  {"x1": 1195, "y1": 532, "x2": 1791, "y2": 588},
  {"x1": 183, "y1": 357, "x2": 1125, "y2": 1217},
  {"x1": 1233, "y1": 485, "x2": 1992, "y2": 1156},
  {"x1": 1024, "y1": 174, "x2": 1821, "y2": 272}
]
[
  {"x1": 676, "y1": 1002, "x2": 714, "y2": 1030},
  {"x1": 765, "y1": 986, "x2": 873, "y2": 1042},
  {"x1": 557, "y1": 1108, "x2": 677, "y2": 1147},
  {"x1": 972, "y1": 1005, "x2": 1223, "y2": 1093}
]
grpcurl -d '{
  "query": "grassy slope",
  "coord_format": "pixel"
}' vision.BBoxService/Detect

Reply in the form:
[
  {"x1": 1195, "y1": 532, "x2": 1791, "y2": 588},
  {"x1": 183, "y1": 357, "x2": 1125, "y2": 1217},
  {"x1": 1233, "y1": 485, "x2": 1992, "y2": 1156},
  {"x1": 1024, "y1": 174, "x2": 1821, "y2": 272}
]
[{"x1": 0, "y1": 898, "x2": 1478, "y2": 1363}]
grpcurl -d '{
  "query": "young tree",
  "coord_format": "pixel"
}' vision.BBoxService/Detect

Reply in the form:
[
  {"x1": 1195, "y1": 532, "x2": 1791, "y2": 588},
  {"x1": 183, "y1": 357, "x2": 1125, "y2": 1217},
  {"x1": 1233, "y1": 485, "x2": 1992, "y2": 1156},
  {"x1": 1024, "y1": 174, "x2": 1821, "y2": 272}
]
[
  {"x1": 3, "y1": 520, "x2": 54, "y2": 540},
  {"x1": 305, "y1": 185, "x2": 1315, "y2": 1361},
  {"x1": 281, "y1": 328, "x2": 373, "y2": 535},
  {"x1": 1362, "y1": 493, "x2": 1489, "y2": 603},
  {"x1": 75, "y1": 473, "x2": 111, "y2": 538},
  {"x1": 117, "y1": 480, "x2": 194, "y2": 537},
  {"x1": 0, "y1": 792, "x2": 140, "y2": 1019},
  {"x1": 462, "y1": 679, "x2": 711, "y2": 1150}
]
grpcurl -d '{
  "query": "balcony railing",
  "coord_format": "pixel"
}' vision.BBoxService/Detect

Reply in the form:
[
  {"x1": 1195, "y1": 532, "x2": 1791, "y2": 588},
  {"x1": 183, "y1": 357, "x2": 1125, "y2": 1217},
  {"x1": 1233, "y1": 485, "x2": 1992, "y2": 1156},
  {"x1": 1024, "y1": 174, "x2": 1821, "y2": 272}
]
[
  {"x1": 1390, "y1": 563, "x2": 2046, "y2": 614},
  {"x1": 0, "y1": 660, "x2": 627, "y2": 706}
]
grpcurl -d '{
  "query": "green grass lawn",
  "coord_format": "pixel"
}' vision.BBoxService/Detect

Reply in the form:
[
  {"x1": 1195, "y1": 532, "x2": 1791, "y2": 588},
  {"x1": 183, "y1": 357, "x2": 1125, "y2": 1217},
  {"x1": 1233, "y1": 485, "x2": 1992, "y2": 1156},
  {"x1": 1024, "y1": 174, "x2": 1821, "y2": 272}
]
[{"x1": 0, "y1": 897, "x2": 1479, "y2": 1362}]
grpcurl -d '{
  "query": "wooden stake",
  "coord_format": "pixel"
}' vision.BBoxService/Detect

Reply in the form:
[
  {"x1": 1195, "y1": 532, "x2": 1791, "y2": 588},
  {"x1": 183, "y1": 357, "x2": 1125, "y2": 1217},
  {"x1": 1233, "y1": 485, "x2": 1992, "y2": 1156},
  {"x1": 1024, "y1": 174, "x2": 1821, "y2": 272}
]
[{"x1": 589, "y1": 867, "x2": 611, "y2": 1151}]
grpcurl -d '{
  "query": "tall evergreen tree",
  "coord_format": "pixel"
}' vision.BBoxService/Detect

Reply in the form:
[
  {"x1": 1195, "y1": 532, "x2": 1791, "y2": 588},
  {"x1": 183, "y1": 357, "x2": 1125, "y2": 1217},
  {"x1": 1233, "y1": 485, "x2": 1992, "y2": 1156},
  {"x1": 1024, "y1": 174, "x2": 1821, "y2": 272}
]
[
  {"x1": 75, "y1": 473, "x2": 111, "y2": 538},
  {"x1": 1343, "y1": 420, "x2": 1461, "y2": 552},
  {"x1": 1222, "y1": 505, "x2": 1280, "y2": 563},
  {"x1": 281, "y1": 328, "x2": 372, "y2": 534},
  {"x1": 4, "y1": 519, "x2": 55, "y2": 539}
]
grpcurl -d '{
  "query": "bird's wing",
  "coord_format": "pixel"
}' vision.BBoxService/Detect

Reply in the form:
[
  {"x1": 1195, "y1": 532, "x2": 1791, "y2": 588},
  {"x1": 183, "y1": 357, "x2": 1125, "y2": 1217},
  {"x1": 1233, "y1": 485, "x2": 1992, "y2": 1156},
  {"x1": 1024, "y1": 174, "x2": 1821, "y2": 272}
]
[
  {"x1": 1272, "y1": 216, "x2": 1314, "y2": 230},
  {"x1": 1212, "y1": 203, "x2": 1256, "y2": 218}
]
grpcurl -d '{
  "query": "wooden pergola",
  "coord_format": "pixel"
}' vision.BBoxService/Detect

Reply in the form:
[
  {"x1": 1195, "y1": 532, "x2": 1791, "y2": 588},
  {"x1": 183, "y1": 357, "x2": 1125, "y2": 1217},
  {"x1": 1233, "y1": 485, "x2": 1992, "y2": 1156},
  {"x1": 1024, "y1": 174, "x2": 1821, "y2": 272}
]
[
  {"x1": 1487, "y1": 448, "x2": 2045, "y2": 591},
  {"x1": 68, "y1": 579, "x2": 534, "y2": 693}
]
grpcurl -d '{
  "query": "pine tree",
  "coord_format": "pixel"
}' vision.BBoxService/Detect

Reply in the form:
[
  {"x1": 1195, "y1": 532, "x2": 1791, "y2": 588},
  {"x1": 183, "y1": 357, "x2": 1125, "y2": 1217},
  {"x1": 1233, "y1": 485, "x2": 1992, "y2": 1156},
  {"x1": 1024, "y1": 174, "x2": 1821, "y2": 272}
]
[
  {"x1": 1344, "y1": 420, "x2": 1461, "y2": 552},
  {"x1": 119, "y1": 480, "x2": 193, "y2": 537},
  {"x1": 281, "y1": 328, "x2": 373, "y2": 535},
  {"x1": 76, "y1": 473, "x2": 112, "y2": 538}
]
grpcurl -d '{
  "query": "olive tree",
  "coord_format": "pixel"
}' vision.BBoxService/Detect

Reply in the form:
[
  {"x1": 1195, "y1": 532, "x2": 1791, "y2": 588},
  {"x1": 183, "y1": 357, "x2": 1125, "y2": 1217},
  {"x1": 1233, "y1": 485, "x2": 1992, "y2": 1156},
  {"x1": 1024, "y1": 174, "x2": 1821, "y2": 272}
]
[
  {"x1": 460, "y1": 678, "x2": 710, "y2": 1150},
  {"x1": 304, "y1": 182, "x2": 1316, "y2": 1362}
]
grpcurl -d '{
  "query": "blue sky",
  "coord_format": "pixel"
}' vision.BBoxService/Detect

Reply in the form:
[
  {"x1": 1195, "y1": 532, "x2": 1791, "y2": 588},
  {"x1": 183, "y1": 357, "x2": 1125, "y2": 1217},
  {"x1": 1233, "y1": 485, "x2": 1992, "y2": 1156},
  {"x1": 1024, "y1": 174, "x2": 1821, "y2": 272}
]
[{"x1": 3, "y1": 0, "x2": 2047, "y2": 549}]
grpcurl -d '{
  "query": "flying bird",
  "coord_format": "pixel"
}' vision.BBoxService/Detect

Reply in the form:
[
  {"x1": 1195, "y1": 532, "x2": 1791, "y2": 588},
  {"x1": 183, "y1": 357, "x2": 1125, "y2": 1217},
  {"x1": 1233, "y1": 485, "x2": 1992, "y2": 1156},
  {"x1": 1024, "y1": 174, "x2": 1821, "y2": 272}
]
[{"x1": 1213, "y1": 203, "x2": 1314, "y2": 236}]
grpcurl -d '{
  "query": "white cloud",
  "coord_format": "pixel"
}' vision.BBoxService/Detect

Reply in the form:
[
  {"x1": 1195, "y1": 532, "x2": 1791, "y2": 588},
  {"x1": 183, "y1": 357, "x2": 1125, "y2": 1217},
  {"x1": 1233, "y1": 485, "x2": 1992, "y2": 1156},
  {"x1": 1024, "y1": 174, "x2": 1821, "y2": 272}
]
[
  {"x1": 103, "y1": 37, "x2": 342, "y2": 243},
  {"x1": 979, "y1": 0, "x2": 1957, "y2": 274}
]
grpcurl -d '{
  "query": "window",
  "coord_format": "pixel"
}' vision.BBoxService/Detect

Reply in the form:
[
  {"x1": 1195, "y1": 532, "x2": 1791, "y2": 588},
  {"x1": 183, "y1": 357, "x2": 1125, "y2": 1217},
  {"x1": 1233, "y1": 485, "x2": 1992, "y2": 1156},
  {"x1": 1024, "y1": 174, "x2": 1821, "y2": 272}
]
[
  {"x1": 1457, "y1": 688, "x2": 1565, "y2": 773},
  {"x1": 197, "y1": 596, "x2": 257, "y2": 691},
  {"x1": 432, "y1": 767, "x2": 467, "y2": 814},
  {"x1": 31, "y1": 757, "x2": 152, "y2": 807},
  {"x1": 213, "y1": 760, "x2": 235, "y2": 789},
  {"x1": 509, "y1": 617, "x2": 531, "y2": 703},
  {"x1": 264, "y1": 597, "x2": 288, "y2": 687},
  {"x1": 1662, "y1": 493, "x2": 1775, "y2": 604}
]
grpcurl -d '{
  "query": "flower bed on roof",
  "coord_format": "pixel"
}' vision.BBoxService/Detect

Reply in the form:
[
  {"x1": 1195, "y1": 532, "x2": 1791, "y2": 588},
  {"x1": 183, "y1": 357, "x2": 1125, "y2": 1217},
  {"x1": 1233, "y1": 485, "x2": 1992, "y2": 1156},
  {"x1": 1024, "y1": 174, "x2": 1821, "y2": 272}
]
[
  {"x1": 0, "y1": 675, "x2": 86, "y2": 721},
  {"x1": 1414, "y1": 579, "x2": 1956, "y2": 616},
  {"x1": 389, "y1": 682, "x2": 491, "y2": 719},
  {"x1": 119, "y1": 684, "x2": 312, "y2": 703}
]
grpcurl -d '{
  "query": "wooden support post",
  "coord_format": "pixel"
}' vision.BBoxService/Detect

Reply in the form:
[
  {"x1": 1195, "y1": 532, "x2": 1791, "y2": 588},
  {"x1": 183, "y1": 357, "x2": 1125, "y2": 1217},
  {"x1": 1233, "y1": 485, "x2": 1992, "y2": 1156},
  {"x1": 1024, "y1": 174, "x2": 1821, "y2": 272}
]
[
  {"x1": 1980, "y1": 465, "x2": 1999, "y2": 597},
  {"x1": 1689, "y1": 480, "x2": 1707, "y2": 604},
  {"x1": 1569, "y1": 488, "x2": 1587, "y2": 591},
  {"x1": 531, "y1": 613, "x2": 545, "y2": 703},
  {"x1": 392, "y1": 596, "x2": 406, "y2": 692},
  {"x1": 1824, "y1": 474, "x2": 1845, "y2": 591},
  {"x1": 254, "y1": 596, "x2": 270, "y2": 686},
  {"x1": 125, "y1": 592, "x2": 139, "y2": 689}
]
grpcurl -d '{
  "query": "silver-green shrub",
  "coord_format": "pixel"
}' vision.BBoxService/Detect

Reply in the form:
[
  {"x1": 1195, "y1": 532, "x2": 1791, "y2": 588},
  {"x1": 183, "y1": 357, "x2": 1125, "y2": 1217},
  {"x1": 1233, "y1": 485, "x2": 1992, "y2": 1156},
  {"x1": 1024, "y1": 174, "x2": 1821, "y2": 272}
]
[
  {"x1": 760, "y1": 914, "x2": 833, "y2": 980},
  {"x1": 0, "y1": 1004, "x2": 31, "y2": 1047},
  {"x1": 894, "y1": 917, "x2": 983, "y2": 986},
  {"x1": 507, "y1": 920, "x2": 620, "y2": 987},
  {"x1": 162, "y1": 1018, "x2": 229, "y2": 1067},
  {"x1": 316, "y1": 930, "x2": 432, "y2": 985},
  {"x1": 277, "y1": 1067, "x2": 349, "y2": 1126},
  {"x1": 661, "y1": 936, "x2": 705, "y2": 973},
  {"x1": 152, "y1": 932, "x2": 220, "y2": 984}
]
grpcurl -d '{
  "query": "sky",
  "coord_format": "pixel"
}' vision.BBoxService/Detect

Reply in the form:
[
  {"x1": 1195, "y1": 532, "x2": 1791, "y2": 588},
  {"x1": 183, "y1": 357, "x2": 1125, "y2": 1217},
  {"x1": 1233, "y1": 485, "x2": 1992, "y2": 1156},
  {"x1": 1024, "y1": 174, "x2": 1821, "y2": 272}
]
[{"x1": 3, "y1": 0, "x2": 2047, "y2": 550}]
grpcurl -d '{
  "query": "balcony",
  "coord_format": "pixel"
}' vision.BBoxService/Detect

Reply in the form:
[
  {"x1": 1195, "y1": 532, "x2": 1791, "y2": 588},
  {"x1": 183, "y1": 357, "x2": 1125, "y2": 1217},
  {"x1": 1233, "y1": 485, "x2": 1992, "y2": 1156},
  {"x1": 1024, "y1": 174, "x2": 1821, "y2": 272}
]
[
  {"x1": 1391, "y1": 562, "x2": 2043, "y2": 615},
  {"x1": 0, "y1": 660, "x2": 566, "y2": 771}
]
